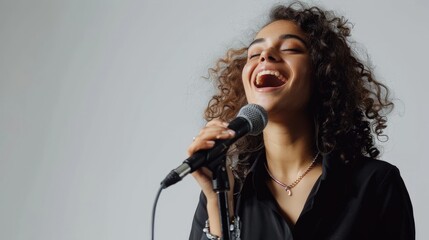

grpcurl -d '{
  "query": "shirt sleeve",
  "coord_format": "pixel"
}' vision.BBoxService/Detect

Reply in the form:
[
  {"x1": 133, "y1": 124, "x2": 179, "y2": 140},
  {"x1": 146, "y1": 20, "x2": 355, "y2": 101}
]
[
  {"x1": 375, "y1": 166, "x2": 415, "y2": 239},
  {"x1": 189, "y1": 192, "x2": 209, "y2": 240}
]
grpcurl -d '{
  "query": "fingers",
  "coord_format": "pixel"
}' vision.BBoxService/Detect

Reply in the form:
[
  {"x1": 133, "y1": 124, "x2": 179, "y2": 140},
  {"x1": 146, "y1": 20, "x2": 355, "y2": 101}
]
[
  {"x1": 187, "y1": 119, "x2": 236, "y2": 200},
  {"x1": 188, "y1": 119, "x2": 237, "y2": 218},
  {"x1": 187, "y1": 119, "x2": 235, "y2": 157}
]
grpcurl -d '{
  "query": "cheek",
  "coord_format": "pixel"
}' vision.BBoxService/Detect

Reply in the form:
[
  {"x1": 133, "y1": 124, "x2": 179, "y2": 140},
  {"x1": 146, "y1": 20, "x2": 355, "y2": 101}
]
[
  {"x1": 289, "y1": 57, "x2": 312, "y2": 82},
  {"x1": 241, "y1": 63, "x2": 254, "y2": 100},
  {"x1": 241, "y1": 62, "x2": 255, "y2": 86}
]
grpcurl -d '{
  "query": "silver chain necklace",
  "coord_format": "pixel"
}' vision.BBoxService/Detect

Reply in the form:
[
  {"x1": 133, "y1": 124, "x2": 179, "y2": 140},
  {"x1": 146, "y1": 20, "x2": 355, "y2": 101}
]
[{"x1": 264, "y1": 152, "x2": 320, "y2": 196}]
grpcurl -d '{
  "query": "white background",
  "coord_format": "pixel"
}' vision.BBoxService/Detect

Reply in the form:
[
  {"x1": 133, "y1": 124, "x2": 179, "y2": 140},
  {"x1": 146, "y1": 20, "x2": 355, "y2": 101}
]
[{"x1": 0, "y1": 0, "x2": 427, "y2": 239}]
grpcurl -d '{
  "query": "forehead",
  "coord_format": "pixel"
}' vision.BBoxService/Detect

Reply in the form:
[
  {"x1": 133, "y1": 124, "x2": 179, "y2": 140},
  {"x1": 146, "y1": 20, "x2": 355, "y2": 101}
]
[{"x1": 255, "y1": 20, "x2": 306, "y2": 41}]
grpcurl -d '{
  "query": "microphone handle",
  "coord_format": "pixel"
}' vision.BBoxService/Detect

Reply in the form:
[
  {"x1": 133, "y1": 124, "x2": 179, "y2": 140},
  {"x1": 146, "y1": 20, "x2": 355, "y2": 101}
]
[
  {"x1": 185, "y1": 116, "x2": 250, "y2": 171},
  {"x1": 161, "y1": 117, "x2": 250, "y2": 188}
]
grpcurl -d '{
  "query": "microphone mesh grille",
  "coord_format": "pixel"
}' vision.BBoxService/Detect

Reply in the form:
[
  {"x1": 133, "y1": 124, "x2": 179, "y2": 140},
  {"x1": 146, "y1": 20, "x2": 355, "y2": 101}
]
[{"x1": 237, "y1": 104, "x2": 268, "y2": 136}]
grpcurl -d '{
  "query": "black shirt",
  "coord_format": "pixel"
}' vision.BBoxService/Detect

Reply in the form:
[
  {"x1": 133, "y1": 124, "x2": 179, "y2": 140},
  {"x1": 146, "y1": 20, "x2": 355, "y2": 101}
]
[{"x1": 189, "y1": 150, "x2": 415, "y2": 240}]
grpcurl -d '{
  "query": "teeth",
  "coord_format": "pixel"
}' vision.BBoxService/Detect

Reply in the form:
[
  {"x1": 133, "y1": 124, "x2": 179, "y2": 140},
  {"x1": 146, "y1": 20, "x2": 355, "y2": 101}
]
[{"x1": 256, "y1": 70, "x2": 286, "y2": 84}]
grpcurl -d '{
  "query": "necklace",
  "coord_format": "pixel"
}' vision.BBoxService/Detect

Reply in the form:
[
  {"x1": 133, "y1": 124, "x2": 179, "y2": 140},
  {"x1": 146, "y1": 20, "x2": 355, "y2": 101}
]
[{"x1": 265, "y1": 152, "x2": 320, "y2": 196}]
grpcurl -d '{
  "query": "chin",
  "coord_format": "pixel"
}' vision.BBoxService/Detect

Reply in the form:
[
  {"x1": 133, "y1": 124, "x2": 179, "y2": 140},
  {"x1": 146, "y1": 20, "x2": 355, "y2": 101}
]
[{"x1": 247, "y1": 100, "x2": 277, "y2": 113}]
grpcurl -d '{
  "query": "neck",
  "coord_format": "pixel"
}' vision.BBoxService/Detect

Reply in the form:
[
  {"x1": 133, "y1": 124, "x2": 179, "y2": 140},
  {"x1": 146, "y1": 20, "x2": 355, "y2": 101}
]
[{"x1": 263, "y1": 112, "x2": 316, "y2": 180}]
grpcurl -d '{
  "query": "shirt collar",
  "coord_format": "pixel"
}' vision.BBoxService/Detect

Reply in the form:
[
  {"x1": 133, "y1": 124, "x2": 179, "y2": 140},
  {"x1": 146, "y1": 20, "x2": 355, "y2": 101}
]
[{"x1": 241, "y1": 149, "x2": 348, "y2": 199}]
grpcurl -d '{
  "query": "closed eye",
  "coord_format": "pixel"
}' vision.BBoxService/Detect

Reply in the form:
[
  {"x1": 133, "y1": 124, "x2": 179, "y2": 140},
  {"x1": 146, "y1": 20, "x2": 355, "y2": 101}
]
[
  {"x1": 281, "y1": 48, "x2": 303, "y2": 53},
  {"x1": 249, "y1": 53, "x2": 261, "y2": 59}
]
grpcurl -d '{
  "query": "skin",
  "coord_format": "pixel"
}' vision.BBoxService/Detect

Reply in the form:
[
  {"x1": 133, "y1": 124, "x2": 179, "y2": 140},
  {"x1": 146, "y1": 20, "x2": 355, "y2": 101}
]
[{"x1": 189, "y1": 20, "x2": 323, "y2": 236}]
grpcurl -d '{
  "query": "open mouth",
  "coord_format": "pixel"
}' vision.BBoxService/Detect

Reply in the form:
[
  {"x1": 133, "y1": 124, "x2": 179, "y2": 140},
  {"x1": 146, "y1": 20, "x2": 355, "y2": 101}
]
[{"x1": 255, "y1": 70, "x2": 287, "y2": 88}]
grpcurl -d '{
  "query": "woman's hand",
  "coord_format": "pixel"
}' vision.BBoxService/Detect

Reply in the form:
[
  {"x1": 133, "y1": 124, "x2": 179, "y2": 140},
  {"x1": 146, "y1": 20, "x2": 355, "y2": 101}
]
[{"x1": 188, "y1": 119, "x2": 236, "y2": 236}]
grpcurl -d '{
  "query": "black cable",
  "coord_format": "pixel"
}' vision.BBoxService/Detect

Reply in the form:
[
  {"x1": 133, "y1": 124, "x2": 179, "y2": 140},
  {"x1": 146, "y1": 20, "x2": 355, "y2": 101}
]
[{"x1": 151, "y1": 185, "x2": 163, "y2": 240}]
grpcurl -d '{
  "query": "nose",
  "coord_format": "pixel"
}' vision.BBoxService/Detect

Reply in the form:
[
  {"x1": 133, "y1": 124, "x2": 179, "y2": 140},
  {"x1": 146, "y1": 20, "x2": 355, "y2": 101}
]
[{"x1": 259, "y1": 48, "x2": 280, "y2": 62}]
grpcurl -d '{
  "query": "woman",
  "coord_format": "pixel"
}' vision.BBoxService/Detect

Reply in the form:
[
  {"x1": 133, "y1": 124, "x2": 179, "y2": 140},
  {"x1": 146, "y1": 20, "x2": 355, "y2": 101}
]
[{"x1": 188, "y1": 2, "x2": 415, "y2": 239}]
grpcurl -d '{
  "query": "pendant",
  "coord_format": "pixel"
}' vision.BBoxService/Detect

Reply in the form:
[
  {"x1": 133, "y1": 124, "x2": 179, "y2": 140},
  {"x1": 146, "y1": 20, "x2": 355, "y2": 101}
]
[{"x1": 284, "y1": 187, "x2": 292, "y2": 196}]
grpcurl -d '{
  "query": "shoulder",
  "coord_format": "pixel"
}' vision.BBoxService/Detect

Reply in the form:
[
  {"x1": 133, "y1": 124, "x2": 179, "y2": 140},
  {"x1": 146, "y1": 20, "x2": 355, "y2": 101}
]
[
  {"x1": 351, "y1": 157, "x2": 415, "y2": 238},
  {"x1": 353, "y1": 156, "x2": 399, "y2": 177},
  {"x1": 348, "y1": 156, "x2": 404, "y2": 192},
  {"x1": 354, "y1": 156, "x2": 397, "y2": 171}
]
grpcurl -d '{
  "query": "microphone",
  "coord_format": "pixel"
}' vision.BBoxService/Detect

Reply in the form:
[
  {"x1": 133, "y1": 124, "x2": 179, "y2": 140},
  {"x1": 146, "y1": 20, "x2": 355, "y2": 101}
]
[{"x1": 161, "y1": 104, "x2": 268, "y2": 189}]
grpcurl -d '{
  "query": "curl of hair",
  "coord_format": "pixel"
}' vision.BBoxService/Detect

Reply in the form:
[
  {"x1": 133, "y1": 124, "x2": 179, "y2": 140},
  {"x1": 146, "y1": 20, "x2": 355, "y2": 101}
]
[{"x1": 204, "y1": 1, "x2": 393, "y2": 179}]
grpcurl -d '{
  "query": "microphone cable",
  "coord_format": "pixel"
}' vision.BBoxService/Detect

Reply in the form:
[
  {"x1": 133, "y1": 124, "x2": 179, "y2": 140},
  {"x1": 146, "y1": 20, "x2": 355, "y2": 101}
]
[{"x1": 151, "y1": 186, "x2": 163, "y2": 240}]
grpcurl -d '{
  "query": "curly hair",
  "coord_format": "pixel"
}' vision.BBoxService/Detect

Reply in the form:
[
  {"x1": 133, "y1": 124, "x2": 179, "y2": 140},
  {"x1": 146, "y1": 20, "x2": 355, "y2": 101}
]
[{"x1": 204, "y1": 2, "x2": 393, "y2": 179}]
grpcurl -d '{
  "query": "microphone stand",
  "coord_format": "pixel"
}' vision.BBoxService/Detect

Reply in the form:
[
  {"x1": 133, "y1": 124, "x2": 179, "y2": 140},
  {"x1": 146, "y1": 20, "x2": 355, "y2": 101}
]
[{"x1": 210, "y1": 154, "x2": 231, "y2": 240}]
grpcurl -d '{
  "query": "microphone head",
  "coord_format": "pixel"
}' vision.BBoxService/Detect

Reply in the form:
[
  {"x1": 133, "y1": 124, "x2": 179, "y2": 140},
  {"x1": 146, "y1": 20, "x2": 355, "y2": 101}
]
[{"x1": 237, "y1": 104, "x2": 268, "y2": 136}]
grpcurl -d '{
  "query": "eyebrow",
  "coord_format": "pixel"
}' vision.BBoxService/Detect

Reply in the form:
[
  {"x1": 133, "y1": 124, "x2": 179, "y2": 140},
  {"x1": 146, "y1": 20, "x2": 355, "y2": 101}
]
[{"x1": 247, "y1": 34, "x2": 308, "y2": 49}]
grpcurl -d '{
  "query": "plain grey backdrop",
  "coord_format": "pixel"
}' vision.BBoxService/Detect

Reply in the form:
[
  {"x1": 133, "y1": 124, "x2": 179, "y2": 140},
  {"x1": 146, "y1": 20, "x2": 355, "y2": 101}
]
[{"x1": 1, "y1": 0, "x2": 427, "y2": 239}]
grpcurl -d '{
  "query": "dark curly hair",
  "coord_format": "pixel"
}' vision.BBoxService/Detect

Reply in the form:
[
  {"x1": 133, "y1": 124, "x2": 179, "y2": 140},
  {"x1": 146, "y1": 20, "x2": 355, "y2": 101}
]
[{"x1": 204, "y1": 2, "x2": 393, "y2": 179}]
